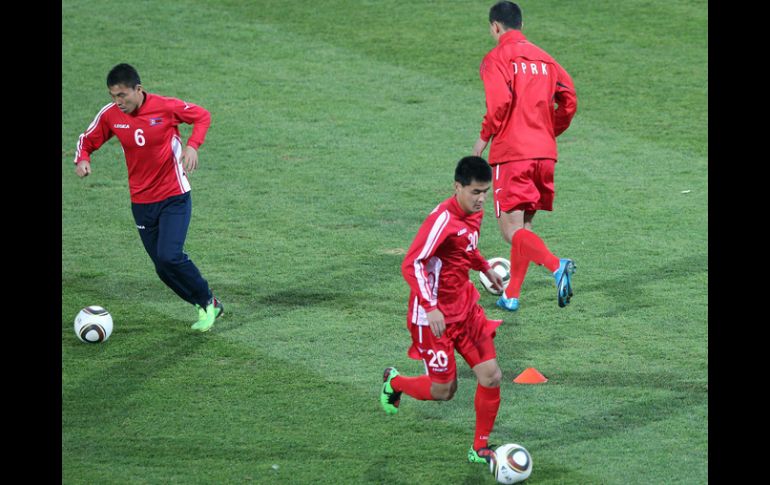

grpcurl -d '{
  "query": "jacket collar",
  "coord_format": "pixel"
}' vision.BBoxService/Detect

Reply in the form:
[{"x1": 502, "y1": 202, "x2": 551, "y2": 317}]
[
  {"x1": 498, "y1": 29, "x2": 527, "y2": 44},
  {"x1": 449, "y1": 195, "x2": 477, "y2": 219}
]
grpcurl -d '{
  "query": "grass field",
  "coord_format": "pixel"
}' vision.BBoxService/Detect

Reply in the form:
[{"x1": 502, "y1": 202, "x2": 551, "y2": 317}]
[{"x1": 62, "y1": 1, "x2": 707, "y2": 483}]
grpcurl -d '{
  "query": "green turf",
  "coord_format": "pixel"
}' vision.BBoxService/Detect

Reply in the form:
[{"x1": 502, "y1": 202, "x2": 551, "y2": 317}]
[{"x1": 62, "y1": 0, "x2": 707, "y2": 483}]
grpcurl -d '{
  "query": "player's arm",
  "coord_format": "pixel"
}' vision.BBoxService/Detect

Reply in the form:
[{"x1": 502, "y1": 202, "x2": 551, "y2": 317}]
[
  {"x1": 470, "y1": 250, "x2": 503, "y2": 292},
  {"x1": 73, "y1": 105, "x2": 115, "y2": 178},
  {"x1": 469, "y1": 246, "x2": 492, "y2": 274},
  {"x1": 401, "y1": 209, "x2": 452, "y2": 337},
  {"x1": 475, "y1": 55, "x2": 512, "y2": 155},
  {"x1": 553, "y1": 63, "x2": 577, "y2": 137},
  {"x1": 170, "y1": 98, "x2": 211, "y2": 173}
]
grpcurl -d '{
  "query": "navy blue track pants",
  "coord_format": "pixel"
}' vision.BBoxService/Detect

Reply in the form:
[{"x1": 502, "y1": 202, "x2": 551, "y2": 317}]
[{"x1": 131, "y1": 192, "x2": 211, "y2": 307}]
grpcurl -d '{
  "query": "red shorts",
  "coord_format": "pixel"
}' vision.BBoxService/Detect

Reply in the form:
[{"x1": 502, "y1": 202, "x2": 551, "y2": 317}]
[
  {"x1": 492, "y1": 159, "x2": 555, "y2": 217},
  {"x1": 406, "y1": 304, "x2": 501, "y2": 384}
]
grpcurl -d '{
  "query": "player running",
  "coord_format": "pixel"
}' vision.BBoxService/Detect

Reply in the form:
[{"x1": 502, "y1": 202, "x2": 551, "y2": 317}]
[
  {"x1": 380, "y1": 156, "x2": 506, "y2": 465},
  {"x1": 73, "y1": 63, "x2": 223, "y2": 332},
  {"x1": 472, "y1": 1, "x2": 578, "y2": 312}
]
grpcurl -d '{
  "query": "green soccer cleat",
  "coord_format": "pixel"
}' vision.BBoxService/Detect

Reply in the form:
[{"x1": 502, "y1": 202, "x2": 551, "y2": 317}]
[
  {"x1": 191, "y1": 297, "x2": 224, "y2": 332},
  {"x1": 468, "y1": 445, "x2": 496, "y2": 464},
  {"x1": 194, "y1": 303, "x2": 206, "y2": 321},
  {"x1": 380, "y1": 367, "x2": 402, "y2": 415}
]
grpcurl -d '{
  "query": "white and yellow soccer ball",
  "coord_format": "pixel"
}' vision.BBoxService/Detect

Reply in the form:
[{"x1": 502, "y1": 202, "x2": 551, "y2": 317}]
[
  {"x1": 74, "y1": 306, "x2": 113, "y2": 343},
  {"x1": 479, "y1": 257, "x2": 511, "y2": 295},
  {"x1": 489, "y1": 443, "x2": 533, "y2": 484}
]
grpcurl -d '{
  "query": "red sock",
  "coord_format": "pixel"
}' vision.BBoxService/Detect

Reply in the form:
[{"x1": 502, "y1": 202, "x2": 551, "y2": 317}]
[
  {"x1": 391, "y1": 375, "x2": 434, "y2": 400},
  {"x1": 473, "y1": 383, "x2": 501, "y2": 450},
  {"x1": 505, "y1": 238, "x2": 528, "y2": 299},
  {"x1": 512, "y1": 229, "x2": 559, "y2": 274}
]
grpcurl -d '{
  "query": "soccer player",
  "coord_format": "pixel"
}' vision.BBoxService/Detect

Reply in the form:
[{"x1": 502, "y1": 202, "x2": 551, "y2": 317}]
[
  {"x1": 472, "y1": 1, "x2": 578, "y2": 312},
  {"x1": 73, "y1": 63, "x2": 224, "y2": 332},
  {"x1": 380, "y1": 156, "x2": 506, "y2": 465}
]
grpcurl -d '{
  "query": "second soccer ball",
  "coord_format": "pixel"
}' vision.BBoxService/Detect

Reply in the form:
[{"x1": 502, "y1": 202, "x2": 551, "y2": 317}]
[{"x1": 479, "y1": 257, "x2": 511, "y2": 295}]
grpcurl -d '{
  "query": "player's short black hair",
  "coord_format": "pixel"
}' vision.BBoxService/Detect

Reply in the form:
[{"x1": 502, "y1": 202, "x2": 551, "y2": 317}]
[
  {"x1": 455, "y1": 156, "x2": 492, "y2": 186},
  {"x1": 107, "y1": 63, "x2": 141, "y2": 88},
  {"x1": 489, "y1": 1, "x2": 523, "y2": 30}
]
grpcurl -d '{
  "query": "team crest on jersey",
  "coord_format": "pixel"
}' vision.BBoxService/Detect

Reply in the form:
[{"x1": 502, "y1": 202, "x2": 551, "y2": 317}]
[{"x1": 149, "y1": 117, "x2": 163, "y2": 126}]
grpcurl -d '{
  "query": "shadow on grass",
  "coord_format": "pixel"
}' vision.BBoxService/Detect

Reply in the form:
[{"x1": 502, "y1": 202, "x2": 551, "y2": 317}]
[
  {"x1": 493, "y1": 369, "x2": 707, "y2": 451},
  {"x1": 509, "y1": 251, "x2": 707, "y2": 316}
]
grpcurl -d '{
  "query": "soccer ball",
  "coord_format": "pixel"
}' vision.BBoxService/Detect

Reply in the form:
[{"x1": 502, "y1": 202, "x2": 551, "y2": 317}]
[
  {"x1": 489, "y1": 443, "x2": 532, "y2": 484},
  {"x1": 479, "y1": 257, "x2": 511, "y2": 295},
  {"x1": 74, "y1": 306, "x2": 113, "y2": 343}
]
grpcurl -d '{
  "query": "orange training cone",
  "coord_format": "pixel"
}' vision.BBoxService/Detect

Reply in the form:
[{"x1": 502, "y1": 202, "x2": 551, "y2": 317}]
[{"x1": 513, "y1": 367, "x2": 548, "y2": 384}]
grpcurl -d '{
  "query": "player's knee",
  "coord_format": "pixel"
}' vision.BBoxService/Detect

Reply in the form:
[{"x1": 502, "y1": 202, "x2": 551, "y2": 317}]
[
  {"x1": 156, "y1": 250, "x2": 184, "y2": 268},
  {"x1": 448, "y1": 379, "x2": 458, "y2": 399},
  {"x1": 431, "y1": 381, "x2": 457, "y2": 401},
  {"x1": 490, "y1": 367, "x2": 503, "y2": 387},
  {"x1": 480, "y1": 367, "x2": 503, "y2": 388},
  {"x1": 432, "y1": 388, "x2": 453, "y2": 401},
  {"x1": 500, "y1": 224, "x2": 523, "y2": 245},
  {"x1": 506, "y1": 226, "x2": 524, "y2": 244}
]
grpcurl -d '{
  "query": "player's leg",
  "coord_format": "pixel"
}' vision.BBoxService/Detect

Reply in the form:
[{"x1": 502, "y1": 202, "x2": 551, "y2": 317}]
[
  {"x1": 469, "y1": 358, "x2": 502, "y2": 462},
  {"x1": 465, "y1": 356, "x2": 502, "y2": 463},
  {"x1": 534, "y1": 159, "x2": 576, "y2": 307},
  {"x1": 455, "y1": 306, "x2": 502, "y2": 464},
  {"x1": 493, "y1": 161, "x2": 537, "y2": 311},
  {"x1": 509, "y1": 228, "x2": 575, "y2": 307},
  {"x1": 496, "y1": 208, "x2": 526, "y2": 311},
  {"x1": 495, "y1": 159, "x2": 574, "y2": 309},
  {"x1": 131, "y1": 200, "x2": 195, "y2": 304},
  {"x1": 155, "y1": 193, "x2": 206, "y2": 304},
  {"x1": 155, "y1": 193, "x2": 223, "y2": 330},
  {"x1": 381, "y1": 323, "x2": 457, "y2": 414},
  {"x1": 505, "y1": 210, "x2": 538, "y2": 305},
  {"x1": 523, "y1": 210, "x2": 536, "y2": 231}
]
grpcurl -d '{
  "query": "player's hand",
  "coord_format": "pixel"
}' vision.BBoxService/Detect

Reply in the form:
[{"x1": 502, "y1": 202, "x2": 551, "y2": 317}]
[
  {"x1": 484, "y1": 268, "x2": 504, "y2": 292},
  {"x1": 472, "y1": 137, "x2": 488, "y2": 157},
  {"x1": 426, "y1": 309, "x2": 446, "y2": 338},
  {"x1": 182, "y1": 146, "x2": 199, "y2": 173},
  {"x1": 75, "y1": 160, "x2": 91, "y2": 178}
]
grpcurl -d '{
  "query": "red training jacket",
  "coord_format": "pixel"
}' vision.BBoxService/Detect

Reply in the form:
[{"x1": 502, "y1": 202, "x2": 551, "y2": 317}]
[
  {"x1": 402, "y1": 196, "x2": 491, "y2": 325},
  {"x1": 74, "y1": 92, "x2": 211, "y2": 204},
  {"x1": 479, "y1": 29, "x2": 577, "y2": 165}
]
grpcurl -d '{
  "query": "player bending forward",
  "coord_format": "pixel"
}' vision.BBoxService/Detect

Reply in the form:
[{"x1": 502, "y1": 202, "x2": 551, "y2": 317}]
[
  {"x1": 74, "y1": 63, "x2": 223, "y2": 332},
  {"x1": 380, "y1": 156, "x2": 506, "y2": 464}
]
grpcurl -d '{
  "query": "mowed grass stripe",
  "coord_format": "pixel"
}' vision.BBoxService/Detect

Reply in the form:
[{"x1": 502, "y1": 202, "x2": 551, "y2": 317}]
[
  {"x1": 63, "y1": 323, "x2": 519, "y2": 485},
  {"x1": 200, "y1": 0, "x2": 707, "y2": 157}
]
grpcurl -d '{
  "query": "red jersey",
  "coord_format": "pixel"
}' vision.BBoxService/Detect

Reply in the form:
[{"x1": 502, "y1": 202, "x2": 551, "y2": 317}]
[
  {"x1": 74, "y1": 92, "x2": 211, "y2": 204},
  {"x1": 402, "y1": 196, "x2": 492, "y2": 325},
  {"x1": 479, "y1": 29, "x2": 577, "y2": 165}
]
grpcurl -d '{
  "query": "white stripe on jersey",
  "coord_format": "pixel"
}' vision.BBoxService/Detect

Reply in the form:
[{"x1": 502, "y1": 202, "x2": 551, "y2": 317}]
[
  {"x1": 418, "y1": 327, "x2": 429, "y2": 375},
  {"x1": 412, "y1": 295, "x2": 433, "y2": 326},
  {"x1": 74, "y1": 102, "x2": 114, "y2": 163},
  {"x1": 171, "y1": 135, "x2": 191, "y2": 193},
  {"x1": 495, "y1": 165, "x2": 501, "y2": 218},
  {"x1": 413, "y1": 210, "x2": 449, "y2": 304}
]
